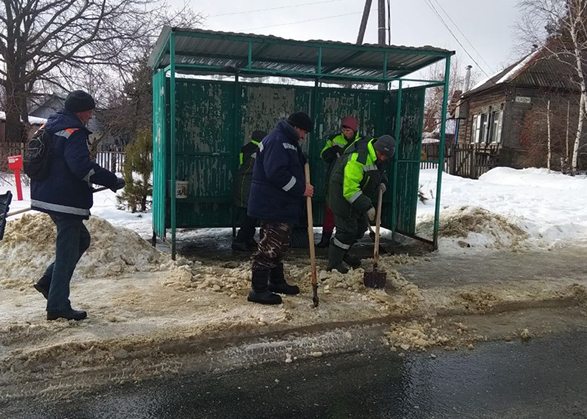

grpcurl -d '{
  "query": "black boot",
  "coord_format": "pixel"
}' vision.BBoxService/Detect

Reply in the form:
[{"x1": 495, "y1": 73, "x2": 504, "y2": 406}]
[
  {"x1": 34, "y1": 275, "x2": 51, "y2": 299},
  {"x1": 327, "y1": 244, "x2": 349, "y2": 274},
  {"x1": 248, "y1": 269, "x2": 282, "y2": 305},
  {"x1": 246, "y1": 238, "x2": 258, "y2": 249},
  {"x1": 47, "y1": 308, "x2": 87, "y2": 321},
  {"x1": 343, "y1": 251, "x2": 361, "y2": 269},
  {"x1": 268, "y1": 263, "x2": 300, "y2": 295},
  {"x1": 316, "y1": 232, "x2": 332, "y2": 248}
]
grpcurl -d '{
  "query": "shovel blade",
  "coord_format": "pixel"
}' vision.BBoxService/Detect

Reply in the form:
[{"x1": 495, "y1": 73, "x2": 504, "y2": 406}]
[{"x1": 363, "y1": 270, "x2": 387, "y2": 289}]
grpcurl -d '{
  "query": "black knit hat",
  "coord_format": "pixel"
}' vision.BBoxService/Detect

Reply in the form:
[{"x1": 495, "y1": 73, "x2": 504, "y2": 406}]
[
  {"x1": 287, "y1": 112, "x2": 314, "y2": 133},
  {"x1": 252, "y1": 130, "x2": 267, "y2": 141},
  {"x1": 65, "y1": 90, "x2": 95, "y2": 113},
  {"x1": 373, "y1": 135, "x2": 396, "y2": 158}
]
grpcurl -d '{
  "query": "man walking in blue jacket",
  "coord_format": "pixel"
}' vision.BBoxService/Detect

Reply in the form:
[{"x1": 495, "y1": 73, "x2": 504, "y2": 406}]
[
  {"x1": 247, "y1": 112, "x2": 314, "y2": 305},
  {"x1": 31, "y1": 90, "x2": 125, "y2": 321}
]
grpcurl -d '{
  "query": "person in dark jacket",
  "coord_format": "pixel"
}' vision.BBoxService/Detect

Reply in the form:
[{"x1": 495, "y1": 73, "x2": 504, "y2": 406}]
[
  {"x1": 31, "y1": 90, "x2": 126, "y2": 321},
  {"x1": 316, "y1": 115, "x2": 361, "y2": 248},
  {"x1": 247, "y1": 112, "x2": 315, "y2": 305},
  {"x1": 326, "y1": 135, "x2": 395, "y2": 273},
  {"x1": 232, "y1": 130, "x2": 267, "y2": 252}
]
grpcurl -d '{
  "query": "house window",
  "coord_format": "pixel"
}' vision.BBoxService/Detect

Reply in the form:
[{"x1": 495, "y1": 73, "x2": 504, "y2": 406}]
[
  {"x1": 490, "y1": 110, "x2": 502, "y2": 143},
  {"x1": 472, "y1": 107, "x2": 503, "y2": 144}
]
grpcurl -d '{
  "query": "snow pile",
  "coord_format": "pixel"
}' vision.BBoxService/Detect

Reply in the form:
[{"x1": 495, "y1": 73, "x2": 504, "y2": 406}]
[
  {"x1": 384, "y1": 320, "x2": 450, "y2": 351},
  {"x1": 0, "y1": 213, "x2": 188, "y2": 288},
  {"x1": 418, "y1": 168, "x2": 587, "y2": 253},
  {"x1": 418, "y1": 206, "x2": 529, "y2": 252}
]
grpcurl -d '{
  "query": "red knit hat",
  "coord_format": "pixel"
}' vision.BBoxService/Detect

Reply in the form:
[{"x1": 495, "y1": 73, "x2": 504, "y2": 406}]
[{"x1": 341, "y1": 116, "x2": 358, "y2": 133}]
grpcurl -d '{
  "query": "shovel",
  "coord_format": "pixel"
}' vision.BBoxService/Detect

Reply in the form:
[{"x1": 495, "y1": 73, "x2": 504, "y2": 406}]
[
  {"x1": 305, "y1": 163, "x2": 319, "y2": 307},
  {"x1": 363, "y1": 187, "x2": 386, "y2": 289},
  {"x1": 0, "y1": 186, "x2": 109, "y2": 241}
]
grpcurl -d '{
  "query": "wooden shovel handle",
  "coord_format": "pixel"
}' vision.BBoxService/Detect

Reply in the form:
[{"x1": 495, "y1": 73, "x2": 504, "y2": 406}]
[
  {"x1": 305, "y1": 163, "x2": 317, "y2": 286},
  {"x1": 373, "y1": 186, "x2": 384, "y2": 267}
]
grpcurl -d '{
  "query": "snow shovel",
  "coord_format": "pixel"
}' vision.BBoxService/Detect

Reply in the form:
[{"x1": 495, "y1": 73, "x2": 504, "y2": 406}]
[
  {"x1": 305, "y1": 163, "x2": 319, "y2": 307},
  {"x1": 363, "y1": 187, "x2": 386, "y2": 289},
  {"x1": 0, "y1": 186, "x2": 109, "y2": 241},
  {"x1": 368, "y1": 223, "x2": 389, "y2": 255}
]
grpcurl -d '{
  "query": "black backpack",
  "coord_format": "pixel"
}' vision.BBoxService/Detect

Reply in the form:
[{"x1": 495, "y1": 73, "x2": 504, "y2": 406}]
[
  {"x1": 0, "y1": 191, "x2": 12, "y2": 241},
  {"x1": 24, "y1": 125, "x2": 53, "y2": 181}
]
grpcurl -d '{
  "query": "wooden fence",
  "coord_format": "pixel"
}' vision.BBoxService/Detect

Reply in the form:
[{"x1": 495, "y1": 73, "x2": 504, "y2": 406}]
[{"x1": 421, "y1": 142, "x2": 500, "y2": 179}]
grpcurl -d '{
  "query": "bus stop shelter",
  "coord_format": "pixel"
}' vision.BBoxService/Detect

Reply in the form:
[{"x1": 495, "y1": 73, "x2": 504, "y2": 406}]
[{"x1": 148, "y1": 27, "x2": 454, "y2": 258}]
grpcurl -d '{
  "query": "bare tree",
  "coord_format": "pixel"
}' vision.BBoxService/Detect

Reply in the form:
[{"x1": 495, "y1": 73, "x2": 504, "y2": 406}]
[
  {"x1": 518, "y1": 0, "x2": 587, "y2": 174},
  {"x1": 423, "y1": 57, "x2": 479, "y2": 134},
  {"x1": 0, "y1": 0, "x2": 203, "y2": 145}
]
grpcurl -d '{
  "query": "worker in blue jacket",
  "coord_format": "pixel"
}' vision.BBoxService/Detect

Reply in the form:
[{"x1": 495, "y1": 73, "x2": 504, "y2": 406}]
[
  {"x1": 247, "y1": 112, "x2": 315, "y2": 305},
  {"x1": 31, "y1": 90, "x2": 125, "y2": 321}
]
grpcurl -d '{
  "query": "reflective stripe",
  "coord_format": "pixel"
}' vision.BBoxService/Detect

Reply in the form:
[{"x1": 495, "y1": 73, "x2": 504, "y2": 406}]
[
  {"x1": 239, "y1": 153, "x2": 244, "y2": 165},
  {"x1": 54, "y1": 128, "x2": 79, "y2": 139},
  {"x1": 362, "y1": 164, "x2": 377, "y2": 172},
  {"x1": 348, "y1": 191, "x2": 363, "y2": 203},
  {"x1": 282, "y1": 176, "x2": 296, "y2": 192},
  {"x1": 251, "y1": 140, "x2": 260, "y2": 146},
  {"x1": 283, "y1": 143, "x2": 296, "y2": 151},
  {"x1": 333, "y1": 238, "x2": 351, "y2": 250},
  {"x1": 83, "y1": 168, "x2": 95, "y2": 187},
  {"x1": 31, "y1": 200, "x2": 90, "y2": 216}
]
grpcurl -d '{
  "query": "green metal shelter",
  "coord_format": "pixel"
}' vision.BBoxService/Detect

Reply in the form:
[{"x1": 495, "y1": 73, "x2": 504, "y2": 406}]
[{"x1": 148, "y1": 27, "x2": 454, "y2": 258}]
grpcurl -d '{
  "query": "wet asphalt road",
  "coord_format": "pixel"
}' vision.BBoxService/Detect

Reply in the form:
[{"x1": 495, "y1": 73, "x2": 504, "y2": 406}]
[{"x1": 3, "y1": 330, "x2": 587, "y2": 419}]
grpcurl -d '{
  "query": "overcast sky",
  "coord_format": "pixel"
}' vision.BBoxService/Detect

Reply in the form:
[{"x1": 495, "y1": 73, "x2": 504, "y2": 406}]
[{"x1": 179, "y1": 0, "x2": 525, "y2": 80}]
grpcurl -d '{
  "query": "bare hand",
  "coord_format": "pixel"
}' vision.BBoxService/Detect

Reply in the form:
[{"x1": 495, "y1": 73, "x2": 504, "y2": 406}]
[{"x1": 304, "y1": 184, "x2": 314, "y2": 197}]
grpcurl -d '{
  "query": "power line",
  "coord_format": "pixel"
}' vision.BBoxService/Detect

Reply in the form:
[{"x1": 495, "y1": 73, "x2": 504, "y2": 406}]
[
  {"x1": 429, "y1": 0, "x2": 495, "y2": 73},
  {"x1": 421, "y1": 0, "x2": 492, "y2": 78},
  {"x1": 210, "y1": 0, "x2": 346, "y2": 18},
  {"x1": 241, "y1": 11, "x2": 362, "y2": 31}
]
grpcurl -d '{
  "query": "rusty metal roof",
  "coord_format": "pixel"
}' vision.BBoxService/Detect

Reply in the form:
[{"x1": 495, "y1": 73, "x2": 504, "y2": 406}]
[
  {"x1": 148, "y1": 27, "x2": 454, "y2": 82},
  {"x1": 464, "y1": 48, "x2": 580, "y2": 97}
]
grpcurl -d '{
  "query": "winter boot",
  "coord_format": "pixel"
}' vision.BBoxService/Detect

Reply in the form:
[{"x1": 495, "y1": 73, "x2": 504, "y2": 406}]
[
  {"x1": 34, "y1": 274, "x2": 51, "y2": 299},
  {"x1": 327, "y1": 244, "x2": 349, "y2": 274},
  {"x1": 343, "y1": 252, "x2": 361, "y2": 269},
  {"x1": 268, "y1": 263, "x2": 300, "y2": 295},
  {"x1": 246, "y1": 238, "x2": 258, "y2": 249},
  {"x1": 316, "y1": 232, "x2": 332, "y2": 248},
  {"x1": 247, "y1": 269, "x2": 282, "y2": 305},
  {"x1": 47, "y1": 308, "x2": 87, "y2": 321}
]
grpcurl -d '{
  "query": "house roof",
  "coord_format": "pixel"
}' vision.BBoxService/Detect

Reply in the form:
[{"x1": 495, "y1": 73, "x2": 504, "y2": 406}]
[
  {"x1": 463, "y1": 47, "x2": 579, "y2": 97},
  {"x1": 148, "y1": 27, "x2": 454, "y2": 82}
]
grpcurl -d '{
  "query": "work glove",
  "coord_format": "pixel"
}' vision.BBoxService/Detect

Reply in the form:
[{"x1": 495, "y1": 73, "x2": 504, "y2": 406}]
[
  {"x1": 378, "y1": 183, "x2": 387, "y2": 194},
  {"x1": 367, "y1": 207, "x2": 376, "y2": 222},
  {"x1": 111, "y1": 177, "x2": 126, "y2": 192}
]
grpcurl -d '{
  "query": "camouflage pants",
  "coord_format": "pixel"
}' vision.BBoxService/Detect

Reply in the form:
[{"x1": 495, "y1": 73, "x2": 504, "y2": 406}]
[{"x1": 252, "y1": 221, "x2": 292, "y2": 271}]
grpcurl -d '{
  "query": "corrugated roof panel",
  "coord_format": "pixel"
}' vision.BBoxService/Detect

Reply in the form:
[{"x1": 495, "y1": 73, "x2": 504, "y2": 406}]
[{"x1": 148, "y1": 27, "x2": 454, "y2": 81}]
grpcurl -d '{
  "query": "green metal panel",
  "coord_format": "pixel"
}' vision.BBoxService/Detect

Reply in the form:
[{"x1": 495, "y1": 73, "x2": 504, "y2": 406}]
[
  {"x1": 152, "y1": 69, "x2": 167, "y2": 238},
  {"x1": 385, "y1": 86, "x2": 426, "y2": 235},
  {"x1": 171, "y1": 79, "x2": 236, "y2": 227}
]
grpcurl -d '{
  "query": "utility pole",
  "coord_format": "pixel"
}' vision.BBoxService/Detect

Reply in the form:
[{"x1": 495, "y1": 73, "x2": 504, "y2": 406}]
[
  {"x1": 357, "y1": 0, "x2": 373, "y2": 44},
  {"x1": 378, "y1": 0, "x2": 386, "y2": 45}
]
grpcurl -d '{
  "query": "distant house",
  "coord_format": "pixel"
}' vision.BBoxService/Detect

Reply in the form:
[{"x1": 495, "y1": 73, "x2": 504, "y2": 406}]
[
  {"x1": 456, "y1": 48, "x2": 581, "y2": 168},
  {"x1": 30, "y1": 94, "x2": 66, "y2": 119}
]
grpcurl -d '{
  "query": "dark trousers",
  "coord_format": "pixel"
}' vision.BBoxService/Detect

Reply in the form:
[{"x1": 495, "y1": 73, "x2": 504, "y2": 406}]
[
  {"x1": 322, "y1": 203, "x2": 335, "y2": 234},
  {"x1": 235, "y1": 209, "x2": 257, "y2": 244},
  {"x1": 332, "y1": 213, "x2": 369, "y2": 250},
  {"x1": 43, "y1": 214, "x2": 91, "y2": 312},
  {"x1": 252, "y1": 221, "x2": 292, "y2": 271}
]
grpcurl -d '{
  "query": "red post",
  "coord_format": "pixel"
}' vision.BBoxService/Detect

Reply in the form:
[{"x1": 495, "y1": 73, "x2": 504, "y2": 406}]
[{"x1": 7, "y1": 155, "x2": 24, "y2": 201}]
